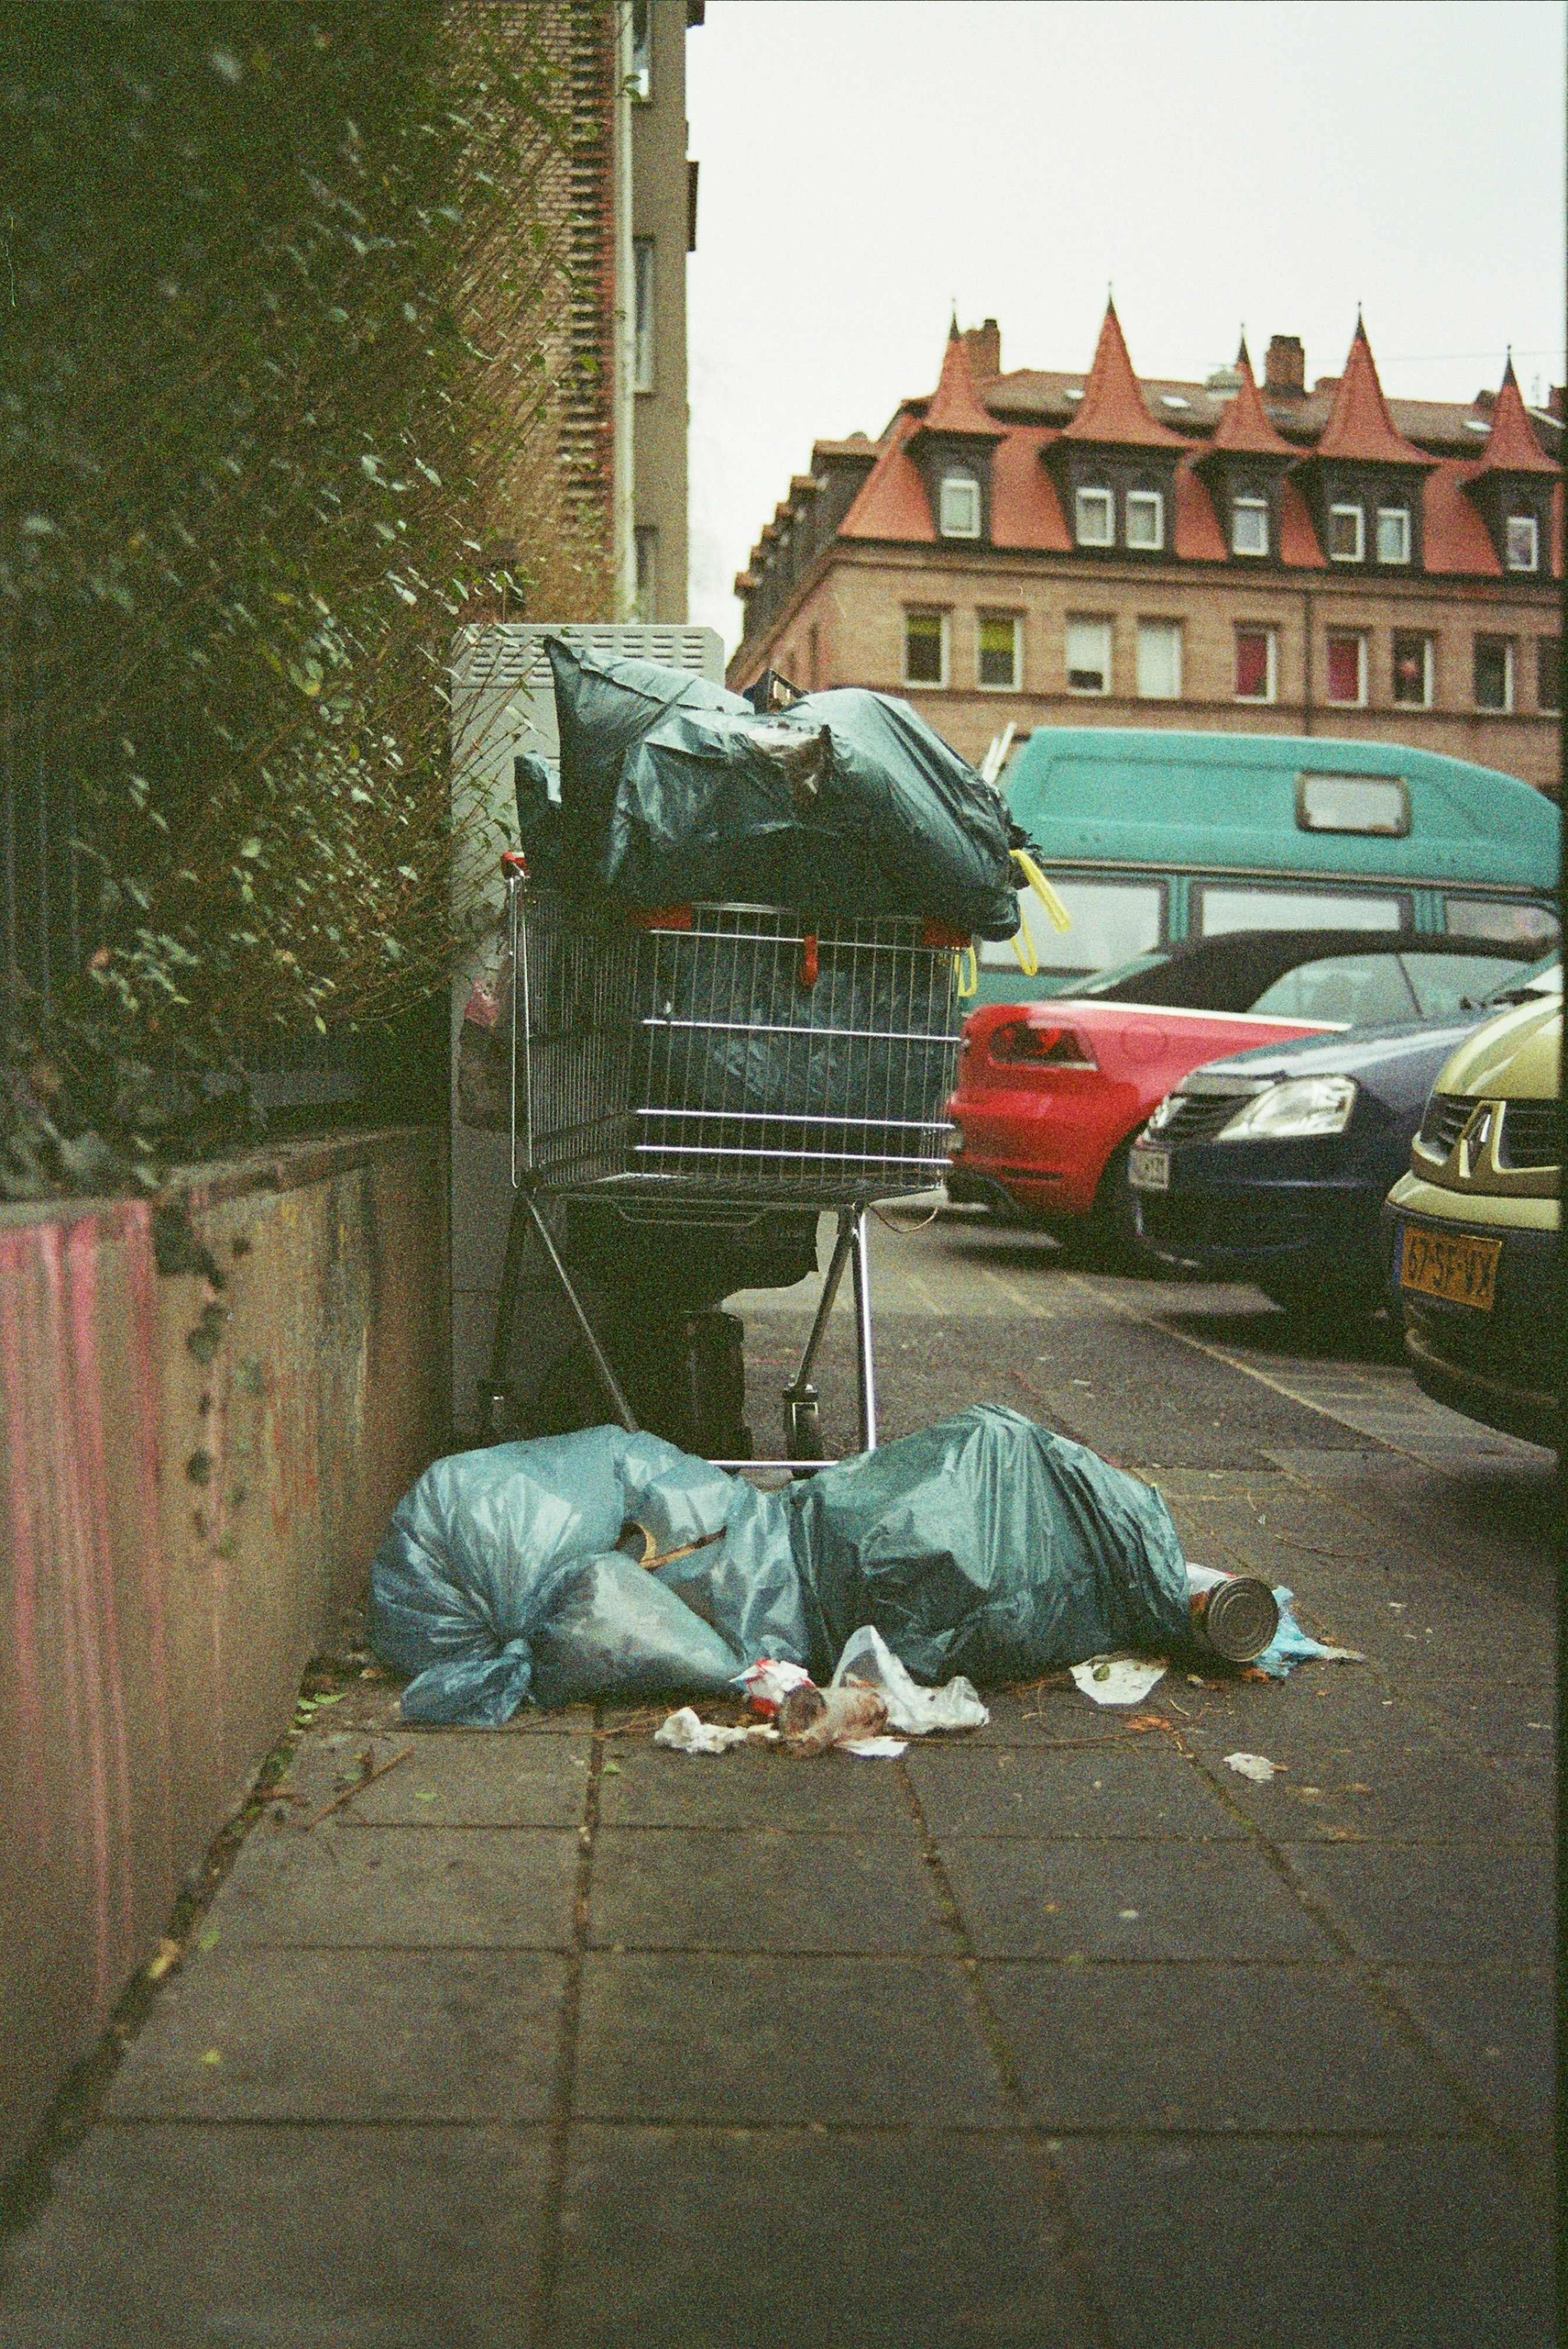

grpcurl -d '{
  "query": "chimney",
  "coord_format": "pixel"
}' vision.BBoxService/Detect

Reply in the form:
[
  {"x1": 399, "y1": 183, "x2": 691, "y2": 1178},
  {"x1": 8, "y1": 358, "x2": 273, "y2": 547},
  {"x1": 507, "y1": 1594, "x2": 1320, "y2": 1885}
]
[
  {"x1": 1264, "y1": 334, "x2": 1305, "y2": 398},
  {"x1": 961, "y1": 317, "x2": 1001, "y2": 379}
]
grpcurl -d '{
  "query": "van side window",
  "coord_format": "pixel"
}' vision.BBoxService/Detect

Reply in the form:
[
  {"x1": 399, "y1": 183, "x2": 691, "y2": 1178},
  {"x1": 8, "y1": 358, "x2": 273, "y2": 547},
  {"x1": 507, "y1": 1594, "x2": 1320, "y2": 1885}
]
[
  {"x1": 1444, "y1": 897, "x2": 1561, "y2": 950},
  {"x1": 1297, "y1": 772, "x2": 1410, "y2": 836},
  {"x1": 978, "y1": 880, "x2": 1165, "y2": 975},
  {"x1": 1197, "y1": 887, "x2": 1408, "y2": 937}
]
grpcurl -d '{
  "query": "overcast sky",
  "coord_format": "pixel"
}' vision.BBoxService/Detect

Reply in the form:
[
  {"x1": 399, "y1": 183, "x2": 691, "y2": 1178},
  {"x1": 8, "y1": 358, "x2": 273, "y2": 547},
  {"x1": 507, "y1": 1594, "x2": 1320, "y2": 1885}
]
[{"x1": 684, "y1": 0, "x2": 1566, "y2": 654}]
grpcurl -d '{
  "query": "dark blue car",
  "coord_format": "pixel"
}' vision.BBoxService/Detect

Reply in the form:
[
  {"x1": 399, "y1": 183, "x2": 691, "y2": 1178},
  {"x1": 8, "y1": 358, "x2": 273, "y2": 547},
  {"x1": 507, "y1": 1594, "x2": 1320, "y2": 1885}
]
[{"x1": 1126, "y1": 959, "x2": 1560, "y2": 1318}]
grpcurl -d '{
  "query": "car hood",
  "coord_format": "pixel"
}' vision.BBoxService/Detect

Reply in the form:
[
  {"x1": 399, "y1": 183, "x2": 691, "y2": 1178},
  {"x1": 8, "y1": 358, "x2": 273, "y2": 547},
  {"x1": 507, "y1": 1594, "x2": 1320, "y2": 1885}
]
[
  {"x1": 1434, "y1": 995, "x2": 1562, "y2": 1101},
  {"x1": 1174, "y1": 1011, "x2": 1490, "y2": 1113}
]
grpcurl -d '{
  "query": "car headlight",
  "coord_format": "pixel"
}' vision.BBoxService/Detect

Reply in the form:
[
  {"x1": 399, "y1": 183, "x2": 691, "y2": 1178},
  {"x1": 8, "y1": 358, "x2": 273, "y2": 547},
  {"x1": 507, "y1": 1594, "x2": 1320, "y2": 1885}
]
[{"x1": 1216, "y1": 1075, "x2": 1357, "y2": 1140}]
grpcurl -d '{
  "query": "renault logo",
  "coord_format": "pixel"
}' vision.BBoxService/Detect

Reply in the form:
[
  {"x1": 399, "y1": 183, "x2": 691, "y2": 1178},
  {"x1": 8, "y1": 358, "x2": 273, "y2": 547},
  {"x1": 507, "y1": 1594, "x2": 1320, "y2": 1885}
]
[{"x1": 1455, "y1": 1102, "x2": 1495, "y2": 1180}]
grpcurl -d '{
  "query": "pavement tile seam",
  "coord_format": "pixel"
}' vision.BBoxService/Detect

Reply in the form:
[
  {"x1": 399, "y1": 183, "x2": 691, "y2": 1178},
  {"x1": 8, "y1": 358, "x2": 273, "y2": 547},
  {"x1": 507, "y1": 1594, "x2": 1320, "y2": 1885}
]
[
  {"x1": 896, "y1": 1758, "x2": 1123, "y2": 2349},
  {"x1": 527, "y1": 1705, "x2": 603, "y2": 2349},
  {"x1": 1174, "y1": 1744, "x2": 1552, "y2": 2183}
]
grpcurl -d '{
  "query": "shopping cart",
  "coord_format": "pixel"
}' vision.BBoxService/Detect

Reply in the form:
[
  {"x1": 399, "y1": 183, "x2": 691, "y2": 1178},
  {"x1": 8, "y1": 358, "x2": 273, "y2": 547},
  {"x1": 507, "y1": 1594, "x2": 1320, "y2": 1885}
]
[{"x1": 480, "y1": 856, "x2": 970, "y2": 1465}]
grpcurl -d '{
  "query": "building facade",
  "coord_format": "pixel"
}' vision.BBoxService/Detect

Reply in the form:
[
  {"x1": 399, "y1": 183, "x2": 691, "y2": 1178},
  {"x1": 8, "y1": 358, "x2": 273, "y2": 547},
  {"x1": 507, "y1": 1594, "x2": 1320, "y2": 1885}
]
[{"x1": 729, "y1": 309, "x2": 1562, "y2": 792}]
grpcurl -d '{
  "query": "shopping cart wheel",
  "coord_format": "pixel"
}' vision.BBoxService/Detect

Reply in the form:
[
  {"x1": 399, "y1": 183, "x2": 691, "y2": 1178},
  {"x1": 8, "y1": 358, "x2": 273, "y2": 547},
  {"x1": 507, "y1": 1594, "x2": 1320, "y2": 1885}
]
[{"x1": 783, "y1": 1384, "x2": 825, "y2": 1462}]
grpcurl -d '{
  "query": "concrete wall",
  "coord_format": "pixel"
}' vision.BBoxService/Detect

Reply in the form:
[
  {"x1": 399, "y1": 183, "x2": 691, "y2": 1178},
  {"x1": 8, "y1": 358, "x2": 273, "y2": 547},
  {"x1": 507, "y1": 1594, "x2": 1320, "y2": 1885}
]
[{"x1": 0, "y1": 1128, "x2": 448, "y2": 2169}]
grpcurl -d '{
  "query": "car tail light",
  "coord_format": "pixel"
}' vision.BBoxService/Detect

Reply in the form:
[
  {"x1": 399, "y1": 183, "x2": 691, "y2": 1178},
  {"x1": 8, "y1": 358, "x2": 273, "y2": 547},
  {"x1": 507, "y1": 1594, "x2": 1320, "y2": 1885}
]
[{"x1": 987, "y1": 1021, "x2": 1098, "y2": 1069}]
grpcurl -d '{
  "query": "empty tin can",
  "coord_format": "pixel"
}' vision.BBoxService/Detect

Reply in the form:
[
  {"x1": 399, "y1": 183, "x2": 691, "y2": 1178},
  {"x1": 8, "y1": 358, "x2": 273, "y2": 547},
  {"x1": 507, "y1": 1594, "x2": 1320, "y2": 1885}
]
[{"x1": 1188, "y1": 1571, "x2": 1279, "y2": 1663}]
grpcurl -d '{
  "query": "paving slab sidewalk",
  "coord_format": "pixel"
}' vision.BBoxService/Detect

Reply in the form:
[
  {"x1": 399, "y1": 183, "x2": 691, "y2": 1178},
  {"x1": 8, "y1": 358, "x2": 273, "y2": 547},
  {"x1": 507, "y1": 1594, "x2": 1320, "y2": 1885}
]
[{"x1": 0, "y1": 1265, "x2": 1554, "y2": 2348}]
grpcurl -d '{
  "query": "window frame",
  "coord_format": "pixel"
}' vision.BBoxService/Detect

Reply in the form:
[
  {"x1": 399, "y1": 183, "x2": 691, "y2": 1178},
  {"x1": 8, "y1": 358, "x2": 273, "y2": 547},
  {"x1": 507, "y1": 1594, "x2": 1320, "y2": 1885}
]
[
  {"x1": 1074, "y1": 485, "x2": 1113, "y2": 547},
  {"x1": 1231, "y1": 496, "x2": 1269, "y2": 557},
  {"x1": 1375, "y1": 504, "x2": 1411, "y2": 564},
  {"x1": 632, "y1": 525, "x2": 658, "y2": 622},
  {"x1": 902, "y1": 608, "x2": 948, "y2": 690},
  {"x1": 632, "y1": 235, "x2": 655, "y2": 393},
  {"x1": 1324, "y1": 628, "x2": 1368, "y2": 707},
  {"x1": 975, "y1": 609, "x2": 1021, "y2": 692},
  {"x1": 630, "y1": 0, "x2": 652, "y2": 100},
  {"x1": 1194, "y1": 883, "x2": 1412, "y2": 938},
  {"x1": 1296, "y1": 770, "x2": 1411, "y2": 839},
  {"x1": 1391, "y1": 631, "x2": 1433, "y2": 709},
  {"x1": 1505, "y1": 513, "x2": 1540, "y2": 573},
  {"x1": 1233, "y1": 624, "x2": 1278, "y2": 704},
  {"x1": 1125, "y1": 488, "x2": 1165, "y2": 551},
  {"x1": 1537, "y1": 636, "x2": 1562, "y2": 713},
  {"x1": 1065, "y1": 615, "x2": 1112, "y2": 697},
  {"x1": 937, "y1": 470, "x2": 981, "y2": 540},
  {"x1": 1327, "y1": 502, "x2": 1365, "y2": 563},
  {"x1": 1473, "y1": 635, "x2": 1515, "y2": 714},
  {"x1": 1135, "y1": 617, "x2": 1182, "y2": 701}
]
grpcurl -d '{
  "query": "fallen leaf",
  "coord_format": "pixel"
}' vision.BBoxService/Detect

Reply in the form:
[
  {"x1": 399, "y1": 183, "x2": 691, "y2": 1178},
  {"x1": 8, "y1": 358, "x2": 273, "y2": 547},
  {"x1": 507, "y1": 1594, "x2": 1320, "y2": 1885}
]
[
  {"x1": 603, "y1": 1759, "x2": 622, "y2": 1775},
  {"x1": 200, "y1": 2048, "x2": 222, "y2": 2068},
  {"x1": 146, "y1": 1937, "x2": 181, "y2": 1983},
  {"x1": 197, "y1": 1925, "x2": 220, "y2": 1953},
  {"x1": 412, "y1": 1790, "x2": 437, "y2": 1803}
]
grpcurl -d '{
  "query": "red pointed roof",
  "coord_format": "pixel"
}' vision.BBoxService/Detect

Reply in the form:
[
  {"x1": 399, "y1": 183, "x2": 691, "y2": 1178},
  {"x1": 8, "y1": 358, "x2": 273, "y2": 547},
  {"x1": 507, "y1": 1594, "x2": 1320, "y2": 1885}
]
[
  {"x1": 1313, "y1": 319, "x2": 1430, "y2": 467},
  {"x1": 1472, "y1": 358, "x2": 1556, "y2": 476},
  {"x1": 1203, "y1": 339, "x2": 1295, "y2": 460},
  {"x1": 910, "y1": 322, "x2": 1004, "y2": 442},
  {"x1": 1060, "y1": 301, "x2": 1189, "y2": 448}
]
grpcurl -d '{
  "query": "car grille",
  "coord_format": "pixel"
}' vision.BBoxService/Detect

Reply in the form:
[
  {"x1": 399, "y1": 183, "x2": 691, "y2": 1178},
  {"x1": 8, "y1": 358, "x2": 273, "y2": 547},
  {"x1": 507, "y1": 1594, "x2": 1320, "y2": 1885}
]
[
  {"x1": 1153, "y1": 1092, "x2": 1253, "y2": 1143},
  {"x1": 1417, "y1": 1093, "x2": 1474, "y2": 1157},
  {"x1": 1498, "y1": 1102, "x2": 1559, "y2": 1171}
]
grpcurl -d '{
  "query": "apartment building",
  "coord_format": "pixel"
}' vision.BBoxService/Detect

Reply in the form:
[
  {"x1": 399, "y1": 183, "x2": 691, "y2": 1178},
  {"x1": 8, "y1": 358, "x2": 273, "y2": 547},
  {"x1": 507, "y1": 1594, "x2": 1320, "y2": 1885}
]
[{"x1": 730, "y1": 307, "x2": 1562, "y2": 791}]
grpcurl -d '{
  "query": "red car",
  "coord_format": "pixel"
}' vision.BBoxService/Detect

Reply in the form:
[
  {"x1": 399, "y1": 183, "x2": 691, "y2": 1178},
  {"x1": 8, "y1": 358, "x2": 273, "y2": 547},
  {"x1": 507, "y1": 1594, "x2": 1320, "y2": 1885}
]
[{"x1": 944, "y1": 928, "x2": 1535, "y2": 1253}]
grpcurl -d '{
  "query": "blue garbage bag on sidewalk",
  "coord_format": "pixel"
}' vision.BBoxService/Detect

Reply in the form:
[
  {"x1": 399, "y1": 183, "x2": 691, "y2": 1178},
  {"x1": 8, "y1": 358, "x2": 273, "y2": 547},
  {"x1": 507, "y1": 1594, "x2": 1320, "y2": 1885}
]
[{"x1": 368, "y1": 1406, "x2": 1192, "y2": 1726}]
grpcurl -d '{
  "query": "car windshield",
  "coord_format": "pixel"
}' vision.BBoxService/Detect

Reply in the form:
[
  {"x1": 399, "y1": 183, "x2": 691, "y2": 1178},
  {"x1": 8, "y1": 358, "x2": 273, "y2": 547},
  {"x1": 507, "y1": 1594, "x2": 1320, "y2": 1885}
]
[{"x1": 1476, "y1": 950, "x2": 1561, "y2": 1008}]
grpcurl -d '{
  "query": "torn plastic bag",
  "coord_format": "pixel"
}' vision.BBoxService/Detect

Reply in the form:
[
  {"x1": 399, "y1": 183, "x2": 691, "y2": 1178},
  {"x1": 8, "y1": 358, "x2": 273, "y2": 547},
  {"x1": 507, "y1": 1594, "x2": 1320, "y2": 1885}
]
[
  {"x1": 603, "y1": 686, "x2": 1022, "y2": 938},
  {"x1": 828, "y1": 1625, "x2": 989, "y2": 1734},
  {"x1": 786, "y1": 1405, "x2": 1191, "y2": 1688},
  {"x1": 547, "y1": 638, "x2": 752, "y2": 892},
  {"x1": 366, "y1": 1424, "x2": 811, "y2": 1727}
]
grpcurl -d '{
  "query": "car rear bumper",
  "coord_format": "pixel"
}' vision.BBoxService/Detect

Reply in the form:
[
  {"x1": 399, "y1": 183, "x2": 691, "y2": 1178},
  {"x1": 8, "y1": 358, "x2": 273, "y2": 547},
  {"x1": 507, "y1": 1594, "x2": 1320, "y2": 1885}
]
[{"x1": 1379, "y1": 1203, "x2": 1560, "y2": 1448}]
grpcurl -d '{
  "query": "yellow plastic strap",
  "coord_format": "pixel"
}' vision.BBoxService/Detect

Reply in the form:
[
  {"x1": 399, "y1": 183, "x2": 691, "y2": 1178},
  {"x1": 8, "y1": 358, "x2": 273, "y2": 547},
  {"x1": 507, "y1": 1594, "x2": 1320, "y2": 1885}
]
[
  {"x1": 1010, "y1": 924, "x2": 1039, "y2": 977},
  {"x1": 954, "y1": 945, "x2": 978, "y2": 998},
  {"x1": 1011, "y1": 848, "x2": 1072, "y2": 933}
]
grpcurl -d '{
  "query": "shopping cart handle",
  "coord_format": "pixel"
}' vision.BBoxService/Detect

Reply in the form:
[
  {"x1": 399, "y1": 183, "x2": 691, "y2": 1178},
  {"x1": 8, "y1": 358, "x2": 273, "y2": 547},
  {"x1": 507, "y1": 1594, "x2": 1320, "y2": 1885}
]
[{"x1": 500, "y1": 850, "x2": 530, "y2": 877}]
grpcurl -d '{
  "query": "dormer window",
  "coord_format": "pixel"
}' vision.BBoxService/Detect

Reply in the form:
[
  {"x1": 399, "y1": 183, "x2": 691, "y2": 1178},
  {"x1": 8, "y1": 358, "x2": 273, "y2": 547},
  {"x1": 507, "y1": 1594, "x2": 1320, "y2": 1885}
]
[
  {"x1": 1075, "y1": 486, "x2": 1113, "y2": 546},
  {"x1": 1232, "y1": 497, "x2": 1268, "y2": 557},
  {"x1": 1506, "y1": 514, "x2": 1539, "y2": 571},
  {"x1": 1328, "y1": 503, "x2": 1364, "y2": 561},
  {"x1": 1125, "y1": 490, "x2": 1164, "y2": 550},
  {"x1": 1376, "y1": 506, "x2": 1411, "y2": 564},
  {"x1": 938, "y1": 471, "x2": 980, "y2": 538}
]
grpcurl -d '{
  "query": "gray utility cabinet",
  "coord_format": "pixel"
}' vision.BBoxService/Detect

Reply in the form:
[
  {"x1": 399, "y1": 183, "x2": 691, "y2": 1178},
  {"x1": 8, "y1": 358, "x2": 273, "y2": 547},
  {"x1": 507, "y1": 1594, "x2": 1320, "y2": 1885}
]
[{"x1": 446, "y1": 621, "x2": 726, "y2": 1439}]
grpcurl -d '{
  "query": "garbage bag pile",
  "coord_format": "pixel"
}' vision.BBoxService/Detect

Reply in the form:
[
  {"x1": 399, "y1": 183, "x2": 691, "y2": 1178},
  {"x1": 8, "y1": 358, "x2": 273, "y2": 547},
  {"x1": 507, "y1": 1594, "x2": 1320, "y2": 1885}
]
[
  {"x1": 544, "y1": 638, "x2": 1028, "y2": 939},
  {"x1": 367, "y1": 1404, "x2": 1194, "y2": 1727}
]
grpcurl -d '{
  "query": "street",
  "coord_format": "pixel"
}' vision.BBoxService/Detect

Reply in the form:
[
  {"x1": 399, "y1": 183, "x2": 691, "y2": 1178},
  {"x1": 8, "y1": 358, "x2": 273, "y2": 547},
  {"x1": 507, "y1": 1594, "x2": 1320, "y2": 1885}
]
[{"x1": 0, "y1": 1210, "x2": 1552, "y2": 2347}]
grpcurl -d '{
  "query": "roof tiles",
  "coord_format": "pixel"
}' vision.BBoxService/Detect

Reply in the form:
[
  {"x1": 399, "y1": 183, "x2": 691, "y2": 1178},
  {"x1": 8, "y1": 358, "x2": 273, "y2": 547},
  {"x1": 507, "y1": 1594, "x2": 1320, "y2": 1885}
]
[
  {"x1": 1312, "y1": 320, "x2": 1431, "y2": 467},
  {"x1": 1204, "y1": 342, "x2": 1296, "y2": 460},
  {"x1": 1472, "y1": 359, "x2": 1557, "y2": 477},
  {"x1": 1060, "y1": 302, "x2": 1190, "y2": 449},
  {"x1": 913, "y1": 323, "x2": 1004, "y2": 442}
]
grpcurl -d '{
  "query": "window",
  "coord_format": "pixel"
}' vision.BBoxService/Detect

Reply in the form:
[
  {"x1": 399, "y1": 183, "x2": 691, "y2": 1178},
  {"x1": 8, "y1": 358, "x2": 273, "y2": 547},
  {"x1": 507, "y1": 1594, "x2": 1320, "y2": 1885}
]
[
  {"x1": 1445, "y1": 897, "x2": 1560, "y2": 950},
  {"x1": 632, "y1": 237, "x2": 655, "y2": 392},
  {"x1": 1375, "y1": 506, "x2": 1411, "y2": 564},
  {"x1": 977, "y1": 880, "x2": 1164, "y2": 975},
  {"x1": 1537, "y1": 637, "x2": 1561, "y2": 712},
  {"x1": 1473, "y1": 637, "x2": 1513, "y2": 712},
  {"x1": 903, "y1": 610, "x2": 946, "y2": 687},
  {"x1": 1075, "y1": 486, "x2": 1113, "y2": 546},
  {"x1": 1232, "y1": 497, "x2": 1269, "y2": 557},
  {"x1": 632, "y1": 526, "x2": 657, "y2": 622},
  {"x1": 1327, "y1": 503, "x2": 1364, "y2": 561},
  {"x1": 1325, "y1": 631, "x2": 1367, "y2": 705},
  {"x1": 1234, "y1": 626, "x2": 1277, "y2": 702},
  {"x1": 1297, "y1": 772, "x2": 1409, "y2": 837},
  {"x1": 938, "y1": 472, "x2": 980, "y2": 539},
  {"x1": 1506, "y1": 514, "x2": 1539, "y2": 572},
  {"x1": 1135, "y1": 619, "x2": 1181, "y2": 700},
  {"x1": 1251, "y1": 953, "x2": 1419, "y2": 1025},
  {"x1": 1065, "y1": 617, "x2": 1111, "y2": 695},
  {"x1": 630, "y1": 0, "x2": 652, "y2": 99},
  {"x1": 977, "y1": 611, "x2": 1019, "y2": 690},
  {"x1": 1391, "y1": 632, "x2": 1432, "y2": 708},
  {"x1": 1402, "y1": 953, "x2": 1540, "y2": 1016},
  {"x1": 1125, "y1": 490, "x2": 1164, "y2": 550},
  {"x1": 1198, "y1": 886, "x2": 1406, "y2": 937}
]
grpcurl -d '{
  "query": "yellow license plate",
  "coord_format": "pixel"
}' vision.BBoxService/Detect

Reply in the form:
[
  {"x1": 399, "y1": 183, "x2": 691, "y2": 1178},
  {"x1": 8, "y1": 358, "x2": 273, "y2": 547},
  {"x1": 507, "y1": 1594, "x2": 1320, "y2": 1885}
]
[{"x1": 1399, "y1": 1226, "x2": 1501, "y2": 1311}]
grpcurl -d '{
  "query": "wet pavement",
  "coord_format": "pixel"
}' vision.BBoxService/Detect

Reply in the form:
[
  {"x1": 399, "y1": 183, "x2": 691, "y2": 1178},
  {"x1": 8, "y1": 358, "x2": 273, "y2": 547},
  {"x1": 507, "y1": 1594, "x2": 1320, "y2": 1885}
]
[{"x1": 0, "y1": 1210, "x2": 1554, "y2": 2347}]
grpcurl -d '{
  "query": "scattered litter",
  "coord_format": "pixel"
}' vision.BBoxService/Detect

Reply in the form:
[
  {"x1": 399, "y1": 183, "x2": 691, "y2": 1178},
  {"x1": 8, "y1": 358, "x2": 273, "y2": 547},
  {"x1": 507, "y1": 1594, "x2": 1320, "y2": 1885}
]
[
  {"x1": 1225, "y1": 1752, "x2": 1285, "y2": 1783},
  {"x1": 1071, "y1": 1654, "x2": 1169, "y2": 1707},
  {"x1": 827, "y1": 1625, "x2": 989, "y2": 1735},
  {"x1": 1185, "y1": 1564, "x2": 1279, "y2": 1663},
  {"x1": 732, "y1": 1657, "x2": 814, "y2": 1717},
  {"x1": 1252, "y1": 1590, "x2": 1366, "y2": 1678},
  {"x1": 842, "y1": 1736, "x2": 910, "y2": 1760},
  {"x1": 654, "y1": 1709, "x2": 755, "y2": 1756},
  {"x1": 779, "y1": 1681, "x2": 889, "y2": 1755}
]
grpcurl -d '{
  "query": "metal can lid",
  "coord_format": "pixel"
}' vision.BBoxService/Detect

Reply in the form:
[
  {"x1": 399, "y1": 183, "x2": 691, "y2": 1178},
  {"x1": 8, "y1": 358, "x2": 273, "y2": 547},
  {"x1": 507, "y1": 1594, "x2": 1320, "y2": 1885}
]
[{"x1": 1202, "y1": 1577, "x2": 1280, "y2": 1663}]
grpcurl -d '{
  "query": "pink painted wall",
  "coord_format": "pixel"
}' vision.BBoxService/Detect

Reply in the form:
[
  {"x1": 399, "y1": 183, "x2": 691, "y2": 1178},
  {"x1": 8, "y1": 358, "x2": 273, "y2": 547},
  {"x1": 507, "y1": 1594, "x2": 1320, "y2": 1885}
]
[{"x1": 0, "y1": 1128, "x2": 447, "y2": 2166}]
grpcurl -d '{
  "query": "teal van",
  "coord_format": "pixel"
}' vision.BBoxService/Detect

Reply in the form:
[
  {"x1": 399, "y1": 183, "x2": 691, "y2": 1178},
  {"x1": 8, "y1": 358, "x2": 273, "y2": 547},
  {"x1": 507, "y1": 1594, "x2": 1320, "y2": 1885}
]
[{"x1": 981, "y1": 729, "x2": 1561, "y2": 1004}]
